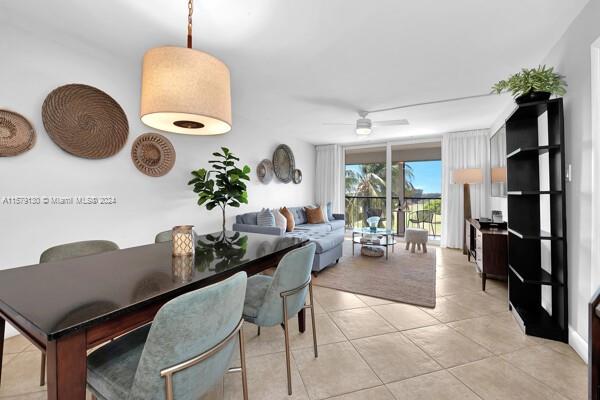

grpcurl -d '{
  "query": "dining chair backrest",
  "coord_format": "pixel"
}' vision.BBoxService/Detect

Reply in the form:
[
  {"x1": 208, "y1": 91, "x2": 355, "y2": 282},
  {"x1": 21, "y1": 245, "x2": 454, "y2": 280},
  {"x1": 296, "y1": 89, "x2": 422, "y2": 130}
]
[
  {"x1": 40, "y1": 240, "x2": 119, "y2": 263},
  {"x1": 255, "y1": 243, "x2": 316, "y2": 326},
  {"x1": 154, "y1": 230, "x2": 172, "y2": 243},
  {"x1": 128, "y1": 271, "x2": 247, "y2": 400},
  {"x1": 155, "y1": 230, "x2": 198, "y2": 244}
]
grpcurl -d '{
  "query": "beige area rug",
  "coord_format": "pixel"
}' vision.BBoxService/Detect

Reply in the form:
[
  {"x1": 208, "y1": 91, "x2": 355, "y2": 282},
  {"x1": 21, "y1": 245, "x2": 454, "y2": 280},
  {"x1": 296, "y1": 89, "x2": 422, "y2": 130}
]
[{"x1": 313, "y1": 239, "x2": 436, "y2": 308}]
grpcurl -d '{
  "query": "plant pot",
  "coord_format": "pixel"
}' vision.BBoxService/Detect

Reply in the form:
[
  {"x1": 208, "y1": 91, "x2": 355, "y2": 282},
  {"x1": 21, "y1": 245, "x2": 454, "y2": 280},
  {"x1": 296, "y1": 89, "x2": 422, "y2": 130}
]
[{"x1": 515, "y1": 91, "x2": 551, "y2": 104}]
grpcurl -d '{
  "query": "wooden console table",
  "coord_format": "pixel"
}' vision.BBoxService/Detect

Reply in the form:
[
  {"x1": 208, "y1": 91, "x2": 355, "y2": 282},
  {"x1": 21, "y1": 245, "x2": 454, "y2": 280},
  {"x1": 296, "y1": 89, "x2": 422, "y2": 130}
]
[{"x1": 465, "y1": 218, "x2": 508, "y2": 291}]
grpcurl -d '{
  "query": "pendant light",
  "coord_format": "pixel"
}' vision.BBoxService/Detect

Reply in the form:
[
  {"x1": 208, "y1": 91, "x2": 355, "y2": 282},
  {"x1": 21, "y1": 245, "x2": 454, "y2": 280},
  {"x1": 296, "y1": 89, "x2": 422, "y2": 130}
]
[{"x1": 140, "y1": 0, "x2": 231, "y2": 135}]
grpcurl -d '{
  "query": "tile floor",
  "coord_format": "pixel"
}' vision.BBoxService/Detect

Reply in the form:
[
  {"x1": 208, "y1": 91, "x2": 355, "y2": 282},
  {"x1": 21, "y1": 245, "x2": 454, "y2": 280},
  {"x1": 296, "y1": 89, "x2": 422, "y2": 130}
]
[{"x1": 0, "y1": 246, "x2": 587, "y2": 400}]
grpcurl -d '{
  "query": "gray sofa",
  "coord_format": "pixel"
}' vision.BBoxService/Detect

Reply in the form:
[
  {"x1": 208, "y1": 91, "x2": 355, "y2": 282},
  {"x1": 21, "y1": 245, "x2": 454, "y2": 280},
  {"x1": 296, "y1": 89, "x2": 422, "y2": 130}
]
[{"x1": 233, "y1": 207, "x2": 345, "y2": 273}]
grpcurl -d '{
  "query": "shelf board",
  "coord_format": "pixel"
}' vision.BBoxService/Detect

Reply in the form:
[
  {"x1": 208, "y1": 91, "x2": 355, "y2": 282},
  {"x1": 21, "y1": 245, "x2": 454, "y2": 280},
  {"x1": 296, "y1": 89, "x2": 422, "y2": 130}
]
[
  {"x1": 508, "y1": 228, "x2": 563, "y2": 240},
  {"x1": 507, "y1": 190, "x2": 562, "y2": 196},
  {"x1": 510, "y1": 302, "x2": 567, "y2": 342},
  {"x1": 509, "y1": 264, "x2": 562, "y2": 286},
  {"x1": 507, "y1": 145, "x2": 560, "y2": 159}
]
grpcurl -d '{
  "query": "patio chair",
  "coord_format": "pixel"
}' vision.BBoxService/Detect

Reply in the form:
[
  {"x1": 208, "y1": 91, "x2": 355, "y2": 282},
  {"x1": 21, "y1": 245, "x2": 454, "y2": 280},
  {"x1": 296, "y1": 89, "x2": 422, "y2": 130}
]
[{"x1": 408, "y1": 209, "x2": 439, "y2": 236}]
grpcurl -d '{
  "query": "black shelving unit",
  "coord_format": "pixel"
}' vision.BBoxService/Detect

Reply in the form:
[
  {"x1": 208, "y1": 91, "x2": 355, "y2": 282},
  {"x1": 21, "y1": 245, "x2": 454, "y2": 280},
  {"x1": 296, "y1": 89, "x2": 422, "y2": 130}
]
[{"x1": 506, "y1": 98, "x2": 568, "y2": 343}]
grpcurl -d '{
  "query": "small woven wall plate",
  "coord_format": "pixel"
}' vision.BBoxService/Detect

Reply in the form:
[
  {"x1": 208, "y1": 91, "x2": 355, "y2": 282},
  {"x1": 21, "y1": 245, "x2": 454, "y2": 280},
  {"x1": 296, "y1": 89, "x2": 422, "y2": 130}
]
[
  {"x1": 42, "y1": 84, "x2": 129, "y2": 159},
  {"x1": 256, "y1": 158, "x2": 274, "y2": 183},
  {"x1": 131, "y1": 133, "x2": 175, "y2": 177},
  {"x1": 292, "y1": 169, "x2": 302, "y2": 184},
  {"x1": 0, "y1": 110, "x2": 36, "y2": 157}
]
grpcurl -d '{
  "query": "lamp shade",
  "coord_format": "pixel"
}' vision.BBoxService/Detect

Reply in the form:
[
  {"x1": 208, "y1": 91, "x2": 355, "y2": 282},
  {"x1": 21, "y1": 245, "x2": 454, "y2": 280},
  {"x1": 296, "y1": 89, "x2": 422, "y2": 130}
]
[
  {"x1": 452, "y1": 168, "x2": 483, "y2": 184},
  {"x1": 140, "y1": 46, "x2": 231, "y2": 135},
  {"x1": 491, "y1": 167, "x2": 507, "y2": 183}
]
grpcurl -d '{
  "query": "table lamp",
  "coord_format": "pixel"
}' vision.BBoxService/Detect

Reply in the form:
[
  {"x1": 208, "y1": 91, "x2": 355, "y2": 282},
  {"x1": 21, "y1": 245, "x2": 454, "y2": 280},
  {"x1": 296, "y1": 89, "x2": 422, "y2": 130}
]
[
  {"x1": 491, "y1": 167, "x2": 507, "y2": 184},
  {"x1": 452, "y1": 168, "x2": 483, "y2": 253}
]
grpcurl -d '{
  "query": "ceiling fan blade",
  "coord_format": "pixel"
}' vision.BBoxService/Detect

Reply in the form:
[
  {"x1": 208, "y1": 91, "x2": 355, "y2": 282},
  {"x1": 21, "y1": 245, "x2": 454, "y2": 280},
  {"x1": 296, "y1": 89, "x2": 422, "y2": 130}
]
[
  {"x1": 322, "y1": 122, "x2": 354, "y2": 126},
  {"x1": 372, "y1": 119, "x2": 409, "y2": 127}
]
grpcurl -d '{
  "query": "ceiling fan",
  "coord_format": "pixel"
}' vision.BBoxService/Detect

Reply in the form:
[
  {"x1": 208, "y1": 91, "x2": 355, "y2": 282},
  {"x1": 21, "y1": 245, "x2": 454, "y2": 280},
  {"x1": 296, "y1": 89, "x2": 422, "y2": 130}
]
[{"x1": 323, "y1": 111, "x2": 409, "y2": 136}]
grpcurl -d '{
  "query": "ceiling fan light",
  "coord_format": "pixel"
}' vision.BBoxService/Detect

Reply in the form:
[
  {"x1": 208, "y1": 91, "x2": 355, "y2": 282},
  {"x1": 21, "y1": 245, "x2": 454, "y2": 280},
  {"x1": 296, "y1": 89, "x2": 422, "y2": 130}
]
[
  {"x1": 355, "y1": 118, "x2": 372, "y2": 135},
  {"x1": 140, "y1": 46, "x2": 232, "y2": 135}
]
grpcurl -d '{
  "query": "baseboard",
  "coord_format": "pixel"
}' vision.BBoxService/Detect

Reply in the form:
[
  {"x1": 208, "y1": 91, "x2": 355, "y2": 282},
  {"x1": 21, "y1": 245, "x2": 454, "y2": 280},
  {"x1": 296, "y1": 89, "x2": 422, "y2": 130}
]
[
  {"x1": 4, "y1": 323, "x2": 18, "y2": 339},
  {"x1": 569, "y1": 325, "x2": 588, "y2": 364}
]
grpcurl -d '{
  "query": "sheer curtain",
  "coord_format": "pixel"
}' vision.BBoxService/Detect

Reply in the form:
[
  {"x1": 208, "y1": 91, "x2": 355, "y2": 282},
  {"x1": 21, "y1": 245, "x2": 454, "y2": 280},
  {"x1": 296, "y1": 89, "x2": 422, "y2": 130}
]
[
  {"x1": 441, "y1": 130, "x2": 490, "y2": 248},
  {"x1": 315, "y1": 144, "x2": 344, "y2": 212}
]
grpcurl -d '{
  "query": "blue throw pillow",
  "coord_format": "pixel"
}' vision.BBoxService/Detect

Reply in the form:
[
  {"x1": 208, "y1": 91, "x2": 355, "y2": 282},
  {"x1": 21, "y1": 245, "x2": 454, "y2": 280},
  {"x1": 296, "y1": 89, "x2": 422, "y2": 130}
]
[
  {"x1": 326, "y1": 202, "x2": 335, "y2": 221},
  {"x1": 257, "y1": 208, "x2": 276, "y2": 227}
]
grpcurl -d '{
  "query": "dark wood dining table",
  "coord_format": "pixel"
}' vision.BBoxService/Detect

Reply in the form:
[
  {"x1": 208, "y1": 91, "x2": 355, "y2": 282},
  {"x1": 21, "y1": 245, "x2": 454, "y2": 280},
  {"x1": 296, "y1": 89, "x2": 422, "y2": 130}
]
[{"x1": 0, "y1": 231, "x2": 308, "y2": 399}]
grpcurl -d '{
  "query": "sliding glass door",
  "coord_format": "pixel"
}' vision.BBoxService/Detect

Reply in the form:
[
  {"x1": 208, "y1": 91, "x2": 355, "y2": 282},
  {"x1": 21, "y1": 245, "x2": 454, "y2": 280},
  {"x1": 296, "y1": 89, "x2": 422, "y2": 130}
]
[
  {"x1": 345, "y1": 146, "x2": 388, "y2": 229},
  {"x1": 345, "y1": 142, "x2": 442, "y2": 239}
]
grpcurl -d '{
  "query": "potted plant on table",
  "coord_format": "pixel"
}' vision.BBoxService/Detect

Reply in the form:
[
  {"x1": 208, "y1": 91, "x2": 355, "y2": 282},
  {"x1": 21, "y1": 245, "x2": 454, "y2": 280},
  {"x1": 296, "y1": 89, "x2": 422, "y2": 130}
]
[
  {"x1": 492, "y1": 65, "x2": 567, "y2": 104},
  {"x1": 189, "y1": 147, "x2": 251, "y2": 232}
]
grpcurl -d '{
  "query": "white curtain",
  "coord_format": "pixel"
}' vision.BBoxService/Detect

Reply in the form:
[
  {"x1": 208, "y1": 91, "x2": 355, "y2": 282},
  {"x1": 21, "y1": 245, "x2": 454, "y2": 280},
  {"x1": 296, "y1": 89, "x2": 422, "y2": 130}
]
[
  {"x1": 441, "y1": 130, "x2": 490, "y2": 248},
  {"x1": 315, "y1": 144, "x2": 344, "y2": 212}
]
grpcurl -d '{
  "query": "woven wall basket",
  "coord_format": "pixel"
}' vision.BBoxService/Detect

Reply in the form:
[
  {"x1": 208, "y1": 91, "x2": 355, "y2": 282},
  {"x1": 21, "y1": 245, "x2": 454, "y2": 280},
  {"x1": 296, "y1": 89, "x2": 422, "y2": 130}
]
[
  {"x1": 0, "y1": 110, "x2": 36, "y2": 157},
  {"x1": 42, "y1": 84, "x2": 128, "y2": 159},
  {"x1": 131, "y1": 133, "x2": 175, "y2": 177}
]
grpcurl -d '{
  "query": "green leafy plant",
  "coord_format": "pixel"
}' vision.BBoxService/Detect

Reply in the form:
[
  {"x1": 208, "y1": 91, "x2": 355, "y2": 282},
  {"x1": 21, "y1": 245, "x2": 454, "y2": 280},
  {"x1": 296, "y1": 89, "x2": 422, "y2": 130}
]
[
  {"x1": 188, "y1": 147, "x2": 250, "y2": 232},
  {"x1": 491, "y1": 65, "x2": 567, "y2": 98}
]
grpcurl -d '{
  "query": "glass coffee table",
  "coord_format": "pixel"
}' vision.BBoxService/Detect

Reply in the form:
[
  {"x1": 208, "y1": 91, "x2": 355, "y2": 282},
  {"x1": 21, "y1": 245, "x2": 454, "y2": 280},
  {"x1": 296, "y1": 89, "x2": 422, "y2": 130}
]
[{"x1": 352, "y1": 228, "x2": 397, "y2": 260}]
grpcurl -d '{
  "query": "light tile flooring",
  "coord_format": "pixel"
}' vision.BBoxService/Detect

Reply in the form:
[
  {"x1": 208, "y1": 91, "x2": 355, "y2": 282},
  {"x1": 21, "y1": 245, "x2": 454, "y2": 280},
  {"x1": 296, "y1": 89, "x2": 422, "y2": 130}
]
[{"x1": 0, "y1": 246, "x2": 587, "y2": 400}]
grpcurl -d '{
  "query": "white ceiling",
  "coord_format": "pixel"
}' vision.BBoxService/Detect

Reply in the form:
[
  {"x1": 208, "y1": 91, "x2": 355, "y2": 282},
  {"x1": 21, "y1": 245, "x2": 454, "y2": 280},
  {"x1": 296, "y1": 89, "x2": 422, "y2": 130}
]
[{"x1": 2, "y1": 0, "x2": 589, "y2": 144}]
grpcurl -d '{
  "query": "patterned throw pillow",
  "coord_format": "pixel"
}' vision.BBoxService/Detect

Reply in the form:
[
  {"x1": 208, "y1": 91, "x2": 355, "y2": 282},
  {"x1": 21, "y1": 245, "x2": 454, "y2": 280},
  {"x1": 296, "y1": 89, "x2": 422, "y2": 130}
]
[
  {"x1": 280, "y1": 207, "x2": 295, "y2": 232},
  {"x1": 257, "y1": 208, "x2": 276, "y2": 227},
  {"x1": 272, "y1": 208, "x2": 287, "y2": 231},
  {"x1": 305, "y1": 206, "x2": 325, "y2": 224}
]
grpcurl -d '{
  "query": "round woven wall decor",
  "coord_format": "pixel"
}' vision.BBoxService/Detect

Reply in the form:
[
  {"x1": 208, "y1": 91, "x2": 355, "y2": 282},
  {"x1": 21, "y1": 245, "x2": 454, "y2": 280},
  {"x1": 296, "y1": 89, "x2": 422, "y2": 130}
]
[
  {"x1": 131, "y1": 133, "x2": 175, "y2": 177},
  {"x1": 42, "y1": 84, "x2": 128, "y2": 159},
  {"x1": 0, "y1": 110, "x2": 36, "y2": 157}
]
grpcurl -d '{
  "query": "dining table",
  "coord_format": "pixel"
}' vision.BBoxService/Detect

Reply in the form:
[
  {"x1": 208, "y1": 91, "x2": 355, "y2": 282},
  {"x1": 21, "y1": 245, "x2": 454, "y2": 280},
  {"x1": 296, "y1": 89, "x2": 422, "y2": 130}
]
[{"x1": 0, "y1": 230, "x2": 308, "y2": 399}]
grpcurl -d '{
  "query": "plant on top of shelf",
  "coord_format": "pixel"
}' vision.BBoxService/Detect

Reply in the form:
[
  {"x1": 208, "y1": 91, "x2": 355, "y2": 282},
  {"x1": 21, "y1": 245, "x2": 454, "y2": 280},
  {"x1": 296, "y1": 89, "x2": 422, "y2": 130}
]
[
  {"x1": 189, "y1": 147, "x2": 250, "y2": 232},
  {"x1": 491, "y1": 65, "x2": 567, "y2": 104}
]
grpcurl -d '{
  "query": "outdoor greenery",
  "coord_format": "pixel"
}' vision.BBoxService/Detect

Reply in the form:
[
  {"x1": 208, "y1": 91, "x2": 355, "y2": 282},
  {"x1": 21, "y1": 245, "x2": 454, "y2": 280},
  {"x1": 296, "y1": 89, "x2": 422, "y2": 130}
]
[
  {"x1": 491, "y1": 65, "x2": 567, "y2": 98},
  {"x1": 189, "y1": 147, "x2": 250, "y2": 232},
  {"x1": 344, "y1": 162, "x2": 441, "y2": 234}
]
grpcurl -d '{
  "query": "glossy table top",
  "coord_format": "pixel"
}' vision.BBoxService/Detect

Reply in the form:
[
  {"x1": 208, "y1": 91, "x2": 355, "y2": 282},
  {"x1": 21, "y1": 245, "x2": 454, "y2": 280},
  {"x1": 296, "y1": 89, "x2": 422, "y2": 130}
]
[{"x1": 0, "y1": 231, "x2": 306, "y2": 340}]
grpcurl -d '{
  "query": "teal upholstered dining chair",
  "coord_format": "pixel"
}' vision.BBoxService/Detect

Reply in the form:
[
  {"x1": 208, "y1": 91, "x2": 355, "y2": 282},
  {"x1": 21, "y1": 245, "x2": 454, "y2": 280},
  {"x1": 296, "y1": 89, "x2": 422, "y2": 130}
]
[
  {"x1": 87, "y1": 271, "x2": 249, "y2": 400},
  {"x1": 38, "y1": 240, "x2": 120, "y2": 386},
  {"x1": 154, "y1": 230, "x2": 172, "y2": 243},
  {"x1": 155, "y1": 230, "x2": 198, "y2": 244},
  {"x1": 242, "y1": 242, "x2": 318, "y2": 395}
]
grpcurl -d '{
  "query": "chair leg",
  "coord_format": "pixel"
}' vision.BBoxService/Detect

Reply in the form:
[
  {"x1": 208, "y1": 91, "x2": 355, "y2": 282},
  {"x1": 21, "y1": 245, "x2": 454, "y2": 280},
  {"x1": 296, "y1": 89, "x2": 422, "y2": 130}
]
[
  {"x1": 309, "y1": 282, "x2": 318, "y2": 358},
  {"x1": 238, "y1": 327, "x2": 249, "y2": 400},
  {"x1": 257, "y1": 326, "x2": 261, "y2": 336},
  {"x1": 40, "y1": 352, "x2": 46, "y2": 386},
  {"x1": 282, "y1": 298, "x2": 293, "y2": 395}
]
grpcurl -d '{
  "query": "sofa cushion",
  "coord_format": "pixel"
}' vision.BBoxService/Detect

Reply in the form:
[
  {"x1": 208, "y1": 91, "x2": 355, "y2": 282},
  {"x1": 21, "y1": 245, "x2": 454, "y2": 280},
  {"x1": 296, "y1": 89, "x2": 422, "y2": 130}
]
[
  {"x1": 288, "y1": 207, "x2": 307, "y2": 225},
  {"x1": 295, "y1": 223, "x2": 332, "y2": 233},
  {"x1": 285, "y1": 230, "x2": 344, "y2": 254},
  {"x1": 238, "y1": 212, "x2": 258, "y2": 225}
]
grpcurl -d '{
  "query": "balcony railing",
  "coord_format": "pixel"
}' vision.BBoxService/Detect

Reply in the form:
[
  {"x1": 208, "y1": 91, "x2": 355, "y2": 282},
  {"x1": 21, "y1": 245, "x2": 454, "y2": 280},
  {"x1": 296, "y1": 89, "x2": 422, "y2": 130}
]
[{"x1": 345, "y1": 195, "x2": 442, "y2": 237}]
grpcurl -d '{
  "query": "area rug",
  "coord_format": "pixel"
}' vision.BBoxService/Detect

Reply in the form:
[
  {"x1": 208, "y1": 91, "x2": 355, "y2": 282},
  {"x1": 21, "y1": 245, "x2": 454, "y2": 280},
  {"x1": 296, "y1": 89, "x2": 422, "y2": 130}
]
[{"x1": 313, "y1": 240, "x2": 436, "y2": 307}]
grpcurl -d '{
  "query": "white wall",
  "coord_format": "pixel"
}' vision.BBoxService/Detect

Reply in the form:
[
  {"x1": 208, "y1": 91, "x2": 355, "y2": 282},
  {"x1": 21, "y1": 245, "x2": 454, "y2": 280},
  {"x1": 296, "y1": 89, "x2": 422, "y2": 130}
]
[
  {"x1": 487, "y1": 0, "x2": 600, "y2": 361},
  {"x1": 0, "y1": 25, "x2": 315, "y2": 337}
]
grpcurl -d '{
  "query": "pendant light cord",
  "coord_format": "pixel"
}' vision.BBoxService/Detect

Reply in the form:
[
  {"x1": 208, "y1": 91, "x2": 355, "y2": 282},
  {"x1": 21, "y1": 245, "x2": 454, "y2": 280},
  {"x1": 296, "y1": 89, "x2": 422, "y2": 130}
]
[{"x1": 187, "y1": 0, "x2": 193, "y2": 48}]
